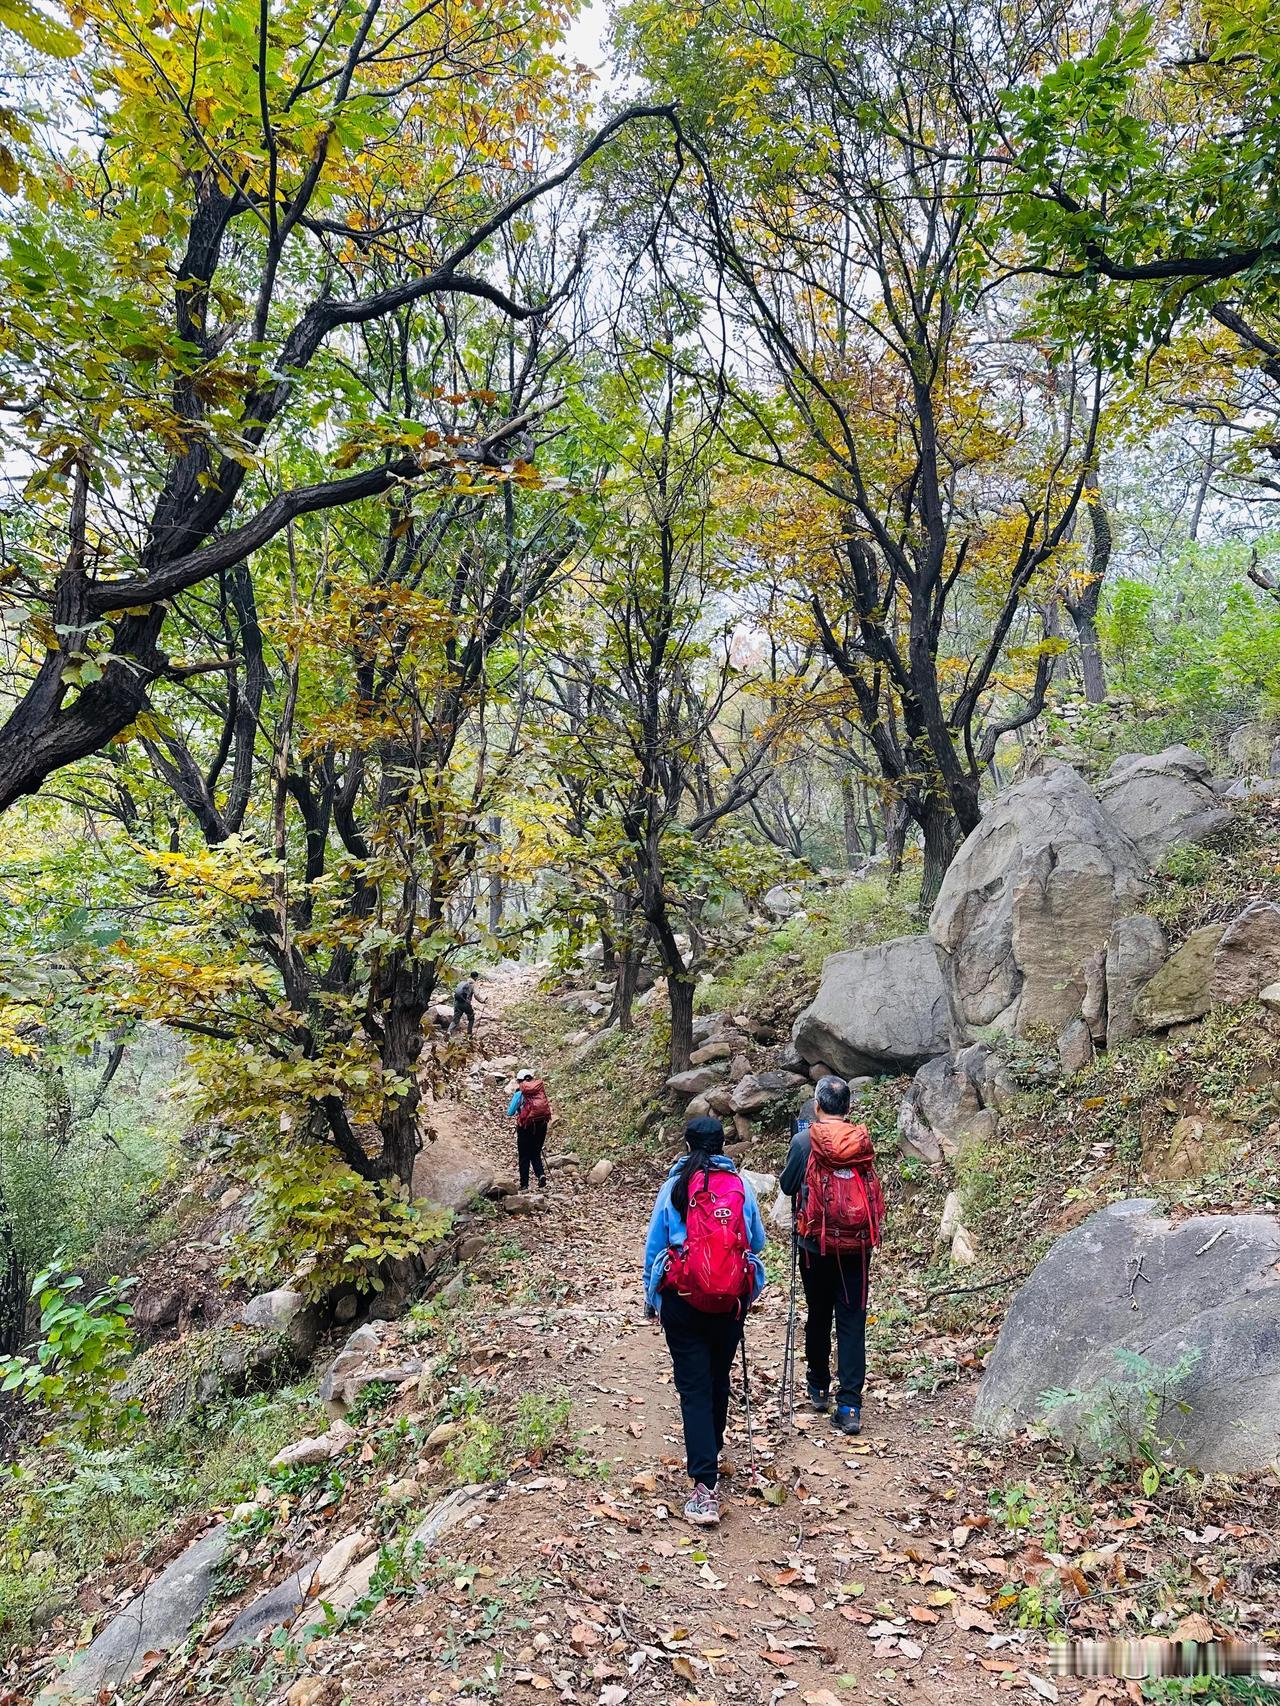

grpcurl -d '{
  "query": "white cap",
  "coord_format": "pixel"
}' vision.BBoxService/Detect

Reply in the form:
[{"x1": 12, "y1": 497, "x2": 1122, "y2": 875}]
[{"x1": 516, "y1": 1068, "x2": 535, "y2": 1081}]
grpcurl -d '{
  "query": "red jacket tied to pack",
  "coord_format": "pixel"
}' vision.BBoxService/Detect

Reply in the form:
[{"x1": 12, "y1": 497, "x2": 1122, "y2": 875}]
[
  {"x1": 661, "y1": 1169, "x2": 752, "y2": 1315},
  {"x1": 795, "y1": 1117, "x2": 884, "y2": 1256},
  {"x1": 517, "y1": 1079, "x2": 551, "y2": 1125}
]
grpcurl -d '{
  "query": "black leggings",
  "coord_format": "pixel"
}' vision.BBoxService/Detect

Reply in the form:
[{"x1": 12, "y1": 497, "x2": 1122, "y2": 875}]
[
  {"x1": 517, "y1": 1117, "x2": 548, "y2": 1188},
  {"x1": 661, "y1": 1291, "x2": 744, "y2": 1488}
]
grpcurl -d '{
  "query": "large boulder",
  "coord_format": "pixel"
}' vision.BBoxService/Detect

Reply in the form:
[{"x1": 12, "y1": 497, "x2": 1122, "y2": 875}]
[
  {"x1": 40, "y1": 1526, "x2": 230, "y2": 1699},
  {"x1": 1209, "y1": 900, "x2": 1280, "y2": 1005},
  {"x1": 792, "y1": 935, "x2": 949, "y2": 1077},
  {"x1": 730, "y1": 1069, "x2": 808, "y2": 1115},
  {"x1": 1096, "y1": 746, "x2": 1233, "y2": 866},
  {"x1": 1133, "y1": 924, "x2": 1224, "y2": 1031},
  {"x1": 975, "y1": 1200, "x2": 1280, "y2": 1471},
  {"x1": 412, "y1": 1135, "x2": 495, "y2": 1208},
  {"x1": 1105, "y1": 915, "x2": 1168, "y2": 1043},
  {"x1": 930, "y1": 762, "x2": 1148, "y2": 1040},
  {"x1": 897, "y1": 1049, "x2": 999, "y2": 1165}
]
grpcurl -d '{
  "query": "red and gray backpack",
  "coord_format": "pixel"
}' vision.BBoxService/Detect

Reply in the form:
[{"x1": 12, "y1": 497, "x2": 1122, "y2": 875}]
[
  {"x1": 517, "y1": 1079, "x2": 551, "y2": 1125},
  {"x1": 795, "y1": 1118, "x2": 884, "y2": 1256},
  {"x1": 661, "y1": 1168, "x2": 752, "y2": 1315}
]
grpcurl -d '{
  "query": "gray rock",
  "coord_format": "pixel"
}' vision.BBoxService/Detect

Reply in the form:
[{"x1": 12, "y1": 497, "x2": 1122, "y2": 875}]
[
  {"x1": 1096, "y1": 746, "x2": 1233, "y2": 865},
  {"x1": 41, "y1": 1526, "x2": 230, "y2": 1698},
  {"x1": 1210, "y1": 900, "x2": 1280, "y2": 1006},
  {"x1": 729, "y1": 1070, "x2": 808, "y2": 1114},
  {"x1": 1224, "y1": 776, "x2": 1280, "y2": 801},
  {"x1": 684, "y1": 1094, "x2": 713, "y2": 1119},
  {"x1": 704, "y1": 1086, "x2": 734, "y2": 1116},
  {"x1": 586, "y1": 1159, "x2": 614, "y2": 1185},
  {"x1": 957, "y1": 1044, "x2": 1017, "y2": 1114},
  {"x1": 931, "y1": 761, "x2": 1148, "y2": 1040},
  {"x1": 740, "y1": 1168, "x2": 777, "y2": 1199},
  {"x1": 689, "y1": 1040, "x2": 734, "y2": 1065},
  {"x1": 1105, "y1": 915, "x2": 1169, "y2": 1044},
  {"x1": 763, "y1": 884, "x2": 803, "y2": 918},
  {"x1": 1133, "y1": 924, "x2": 1225, "y2": 1031},
  {"x1": 214, "y1": 1561, "x2": 321, "y2": 1652},
  {"x1": 412, "y1": 1136, "x2": 495, "y2": 1209},
  {"x1": 1082, "y1": 949, "x2": 1107, "y2": 1041},
  {"x1": 974, "y1": 1200, "x2": 1280, "y2": 1471},
  {"x1": 239, "y1": 1288, "x2": 321, "y2": 1359},
  {"x1": 407, "y1": 1486, "x2": 485, "y2": 1554},
  {"x1": 1261, "y1": 981, "x2": 1280, "y2": 1015},
  {"x1": 792, "y1": 935, "x2": 950, "y2": 1078},
  {"x1": 1227, "y1": 719, "x2": 1277, "y2": 774},
  {"x1": 665, "y1": 1065, "x2": 726, "y2": 1097},
  {"x1": 897, "y1": 1051, "x2": 997, "y2": 1165},
  {"x1": 1057, "y1": 1015, "x2": 1095, "y2": 1075}
]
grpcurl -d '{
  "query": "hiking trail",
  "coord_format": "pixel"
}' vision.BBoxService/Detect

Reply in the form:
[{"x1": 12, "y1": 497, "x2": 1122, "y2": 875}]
[{"x1": 341, "y1": 979, "x2": 1041, "y2": 1706}]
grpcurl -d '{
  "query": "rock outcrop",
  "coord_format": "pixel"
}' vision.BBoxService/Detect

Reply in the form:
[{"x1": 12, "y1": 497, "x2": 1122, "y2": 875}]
[
  {"x1": 1104, "y1": 915, "x2": 1168, "y2": 1043},
  {"x1": 792, "y1": 935, "x2": 949, "y2": 1077},
  {"x1": 931, "y1": 762, "x2": 1148, "y2": 1041},
  {"x1": 1096, "y1": 746, "x2": 1233, "y2": 865},
  {"x1": 1209, "y1": 900, "x2": 1280, "y2": 1006},
  {"x1": 412, "y1": 1135, "x2": 495, "y2": 1208},
  {"x1": 1133, "y1": 924, "x2": 1224, "y2": 1031},
  {"x1": 974, "y1": 1200, "x2": 1280, "y2": 1471},
  {"x1": 40, "y1": 1526, "x2": 230, "y2": 1699},
  {"x1": 897, "y1": 1046, "x2": 1001, "y2": 1165}
]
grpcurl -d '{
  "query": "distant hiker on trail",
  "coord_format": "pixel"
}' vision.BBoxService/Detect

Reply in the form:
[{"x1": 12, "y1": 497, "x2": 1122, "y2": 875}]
[
  {"x1": 780, "y1": 1074, "x2": 884, "y2": 1437},
  {"x1": 505, "y1": 1069, "x2": 552, "y2": 1191},
  {"x1": 450, "y1": 971, "x2": 480, "y2": 1037},
  {"x1": 643, "y1": 1115, "x2": 767, "y2": 1528}
]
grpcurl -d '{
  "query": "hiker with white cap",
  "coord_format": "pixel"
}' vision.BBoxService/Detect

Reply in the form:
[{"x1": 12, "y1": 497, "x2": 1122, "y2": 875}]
[{"x1": 505, "y1": 1068, "x2": 553, "y2": 1191}]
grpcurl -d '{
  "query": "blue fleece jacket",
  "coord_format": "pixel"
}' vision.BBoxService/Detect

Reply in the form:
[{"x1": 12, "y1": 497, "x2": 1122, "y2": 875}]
[
  {"x1": 505, "y1": 1091, "x2": 523, "y2": 1118},
  {"x1": 643, "y1": 1154, "x2": 767, "y2": 1314}
]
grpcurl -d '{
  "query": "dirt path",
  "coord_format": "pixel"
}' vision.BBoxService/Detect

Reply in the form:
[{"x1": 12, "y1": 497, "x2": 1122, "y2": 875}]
[{"x1": 344, "y1": 993, "x2": 1070, "y2": 1706}]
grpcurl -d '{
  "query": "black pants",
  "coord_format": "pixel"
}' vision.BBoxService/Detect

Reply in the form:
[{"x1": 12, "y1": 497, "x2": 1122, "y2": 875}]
[
  {"x1": 517, "y1": 1117, "x2": 547, "y2": 1188},
  {"x1": 660, "y1": 1291, "x2": 743, "y2": 1488},
  {"x1": 800, "y1": 1248, "x2": 867, "y2": 1407},
  {"x1": 452, "y1": 995, "x2": 475, "y2": 1035}
]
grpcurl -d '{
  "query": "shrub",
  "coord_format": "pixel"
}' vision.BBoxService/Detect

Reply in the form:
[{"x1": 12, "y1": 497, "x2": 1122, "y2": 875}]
[
  {"x1": 227, "y1": 1145, "x2": 450, "y2": 1301},
  {"x1": 0, "y1": 1259, "x2": 138, "y2": 1443}
]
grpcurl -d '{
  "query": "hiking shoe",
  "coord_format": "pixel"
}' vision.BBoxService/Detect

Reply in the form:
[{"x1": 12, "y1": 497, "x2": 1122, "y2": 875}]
[
  {"x1": 806, "y1": 1378, "x2": 830, "y2": 1413},
  {"x1": 832, "y1": 1405, "x2": 862, "y2": 1436},
  {"x1": 683, "y1": 1483, "x2": 720, "y2": 1527}
]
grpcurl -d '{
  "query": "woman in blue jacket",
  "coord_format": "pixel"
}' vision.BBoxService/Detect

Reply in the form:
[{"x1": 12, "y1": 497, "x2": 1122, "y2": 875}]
[{"x1": 643, "y1": 1115, "x2": 766, "y2": 1528}]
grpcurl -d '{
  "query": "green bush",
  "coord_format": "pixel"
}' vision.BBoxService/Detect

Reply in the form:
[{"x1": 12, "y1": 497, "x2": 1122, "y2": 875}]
[{"x1": 0, "y1": 1259, "x2": 139, "y2": 1443}]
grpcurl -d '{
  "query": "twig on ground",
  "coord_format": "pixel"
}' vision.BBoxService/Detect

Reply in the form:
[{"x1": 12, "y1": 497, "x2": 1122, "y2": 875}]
[{"x1": 924, "y1": 1270, "x2": 1028, "y2": 1307}]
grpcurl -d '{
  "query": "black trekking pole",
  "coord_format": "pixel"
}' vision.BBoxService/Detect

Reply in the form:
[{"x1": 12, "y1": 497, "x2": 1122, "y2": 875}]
[
  {"x1": 739, "y1": 1330, "x2": 760, "y2": 1488},
  {"x1": 781, "y1": 1227, "x2": 798, "y2": 1426}
]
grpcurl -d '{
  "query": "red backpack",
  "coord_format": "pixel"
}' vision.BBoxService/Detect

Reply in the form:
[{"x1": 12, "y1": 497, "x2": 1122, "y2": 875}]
[
  {"x1": 517, "y1": 1079, "x2": 551, "y2": 1125},
  {"x1": 795, "y1": 1118, "x2": 884, "y2": 1257},
  {"x1": 661, "y1": 1168, "x2": 752, "y2": 1315}
]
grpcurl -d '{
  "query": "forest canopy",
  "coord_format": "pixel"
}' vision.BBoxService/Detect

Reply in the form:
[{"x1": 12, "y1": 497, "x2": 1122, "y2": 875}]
[{"x1": 1, "y1": 0, "x2": 1279, "y2": 1298}]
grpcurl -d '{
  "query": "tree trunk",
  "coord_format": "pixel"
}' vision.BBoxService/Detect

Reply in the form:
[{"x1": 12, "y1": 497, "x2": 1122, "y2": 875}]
[
  {"x1": 1066, "y1": 460, "x2": 1111, "y2": 705},
  {"x1": 841, "y1": 775, "x2": 865, "y2": 864},
  {"x1": 0, "y1": 1197, "x2": 26, "y2": 1359},
  {"x1": 1072, "y1": 612, "x2": 1107, "y2": 705},
  {"x1": 377, "y1": 966, "x2": 428, "y2": 1185},
  {"x1": 614, "y1": 945, "x2": 643, "y2": 1032},
  {"x1": 487, "y1": 814, "x2": 503, "y2": 932},
  {"x1": 919, "y1": 801, "x2": 960, "y2": 915},
  {"x1": 883, "y1": 796, "x2": 909, "y2": 885},
  {"x1": 668, "y1": 973, "x2": 696, "y2": 1077}
]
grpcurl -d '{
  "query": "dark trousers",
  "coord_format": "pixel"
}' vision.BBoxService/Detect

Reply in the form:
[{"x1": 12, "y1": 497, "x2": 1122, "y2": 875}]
[
  {"x1": 452, "y1": 995, "x2": 475, "y2": 1035},
  {"x1": 516, "y1": 1117, "x2": 548, "y2": 1188},
  {"x1": 799, "y1": 1248, "x2": 867, "y2": 1407},
  {"x1": 660, "y1": 1291, "x2": 743, "y2": 1488}
]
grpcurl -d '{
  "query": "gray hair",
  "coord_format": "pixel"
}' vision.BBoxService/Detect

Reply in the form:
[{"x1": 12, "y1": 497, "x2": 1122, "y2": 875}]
[{"x1": 814, "y1": 1074, "x2": 851, "y2": 1116}]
